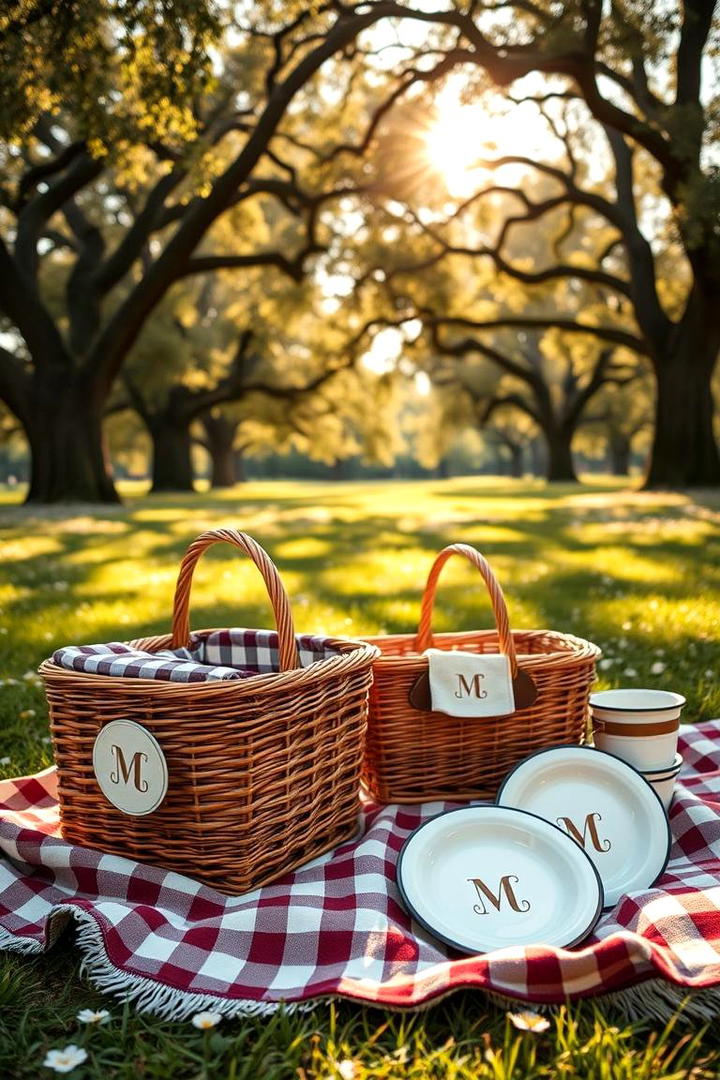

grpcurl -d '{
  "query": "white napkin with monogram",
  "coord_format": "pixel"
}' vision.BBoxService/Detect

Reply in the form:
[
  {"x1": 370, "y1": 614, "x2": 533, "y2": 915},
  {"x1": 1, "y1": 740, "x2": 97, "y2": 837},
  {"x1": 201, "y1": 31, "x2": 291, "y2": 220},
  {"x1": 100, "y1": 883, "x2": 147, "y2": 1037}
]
[{"x1": 425, "y1": 649, "x2": 515, "y2": 717}]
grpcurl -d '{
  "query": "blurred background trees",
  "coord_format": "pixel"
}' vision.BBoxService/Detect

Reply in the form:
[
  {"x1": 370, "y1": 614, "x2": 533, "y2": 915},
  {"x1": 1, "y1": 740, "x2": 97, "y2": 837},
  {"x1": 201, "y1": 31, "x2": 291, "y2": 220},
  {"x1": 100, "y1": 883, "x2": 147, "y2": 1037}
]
[{"x1": 0, "y1": 1, "x2": 717, "y2": 500}]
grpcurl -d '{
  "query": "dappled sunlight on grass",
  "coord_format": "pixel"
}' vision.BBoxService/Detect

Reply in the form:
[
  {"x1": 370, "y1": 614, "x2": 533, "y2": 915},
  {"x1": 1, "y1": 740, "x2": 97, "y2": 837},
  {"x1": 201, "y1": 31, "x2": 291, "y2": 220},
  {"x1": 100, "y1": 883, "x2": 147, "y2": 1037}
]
[
  {"x1": 559, "y1": 547, "x2": 685, "y2": 586},
  {"x1": 1, "y1": 536, "x2": 63, "y2": 561},
  {"x1": 0, "y1": 477, "x2": 717, "y2": 774}
]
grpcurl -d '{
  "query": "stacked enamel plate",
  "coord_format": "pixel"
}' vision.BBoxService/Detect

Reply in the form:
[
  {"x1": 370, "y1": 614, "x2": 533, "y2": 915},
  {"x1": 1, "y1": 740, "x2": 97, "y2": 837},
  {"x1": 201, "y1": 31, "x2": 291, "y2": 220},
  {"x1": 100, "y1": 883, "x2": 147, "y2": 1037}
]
[{"x1": 397, "y1": 745, "x2": 671, "y2": 955}]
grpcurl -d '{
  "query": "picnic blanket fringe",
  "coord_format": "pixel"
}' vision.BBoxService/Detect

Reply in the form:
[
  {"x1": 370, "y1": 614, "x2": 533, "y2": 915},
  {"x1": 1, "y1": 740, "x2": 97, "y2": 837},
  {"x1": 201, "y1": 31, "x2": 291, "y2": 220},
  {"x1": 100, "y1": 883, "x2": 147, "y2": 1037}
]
[
  {"x1": 2, "y1": 909, "x2": 718, "y2": 1025},
  {"x1": 1, "y1": 906, "x2": 299, "y2": 1020}
]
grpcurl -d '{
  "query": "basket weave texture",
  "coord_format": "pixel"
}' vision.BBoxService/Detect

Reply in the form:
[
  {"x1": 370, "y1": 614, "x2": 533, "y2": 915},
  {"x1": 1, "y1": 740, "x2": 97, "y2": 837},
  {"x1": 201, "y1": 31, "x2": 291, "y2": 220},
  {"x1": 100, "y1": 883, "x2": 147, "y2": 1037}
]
[
  {"x1": 40, "y1": 529, "x2": 379, "y2": 895},
  {"x1": 361, "y1": 544, "x2": 600, "y2": 803}
]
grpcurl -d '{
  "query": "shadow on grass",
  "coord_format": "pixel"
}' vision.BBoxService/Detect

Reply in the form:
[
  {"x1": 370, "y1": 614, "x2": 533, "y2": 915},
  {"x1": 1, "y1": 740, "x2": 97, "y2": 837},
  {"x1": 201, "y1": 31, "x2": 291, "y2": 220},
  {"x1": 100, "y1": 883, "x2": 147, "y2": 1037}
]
[{"x1": 1, "y1": 479, "x2": 717, "y2": 720}]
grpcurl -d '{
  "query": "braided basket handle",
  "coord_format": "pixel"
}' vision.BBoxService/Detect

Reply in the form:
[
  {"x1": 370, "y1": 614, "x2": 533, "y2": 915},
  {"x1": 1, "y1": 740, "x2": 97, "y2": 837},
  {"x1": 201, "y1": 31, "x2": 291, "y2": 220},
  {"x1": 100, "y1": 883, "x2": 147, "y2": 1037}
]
[
  {"x1": 171, "y1": 529, "x2": 300, "y2": 671},
  {"x1": 414, "y1": 544, "x2": 518, "y2": 677}
]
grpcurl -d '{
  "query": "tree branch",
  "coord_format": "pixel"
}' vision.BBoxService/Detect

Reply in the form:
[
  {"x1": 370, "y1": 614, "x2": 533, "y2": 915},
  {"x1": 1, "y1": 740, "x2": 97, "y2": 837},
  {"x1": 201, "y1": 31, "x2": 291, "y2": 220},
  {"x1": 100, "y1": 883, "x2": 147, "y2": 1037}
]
[
  {"x1": 368, "y1": 2, "x2": 679, "y2": 179},
  {"x1": 428, "y1": 314, "x2": 649, "y2": 355},
  {"x1": 86, "y1": 4, "x2": 398, "y2": 399},
  {"x1": 676, "y1": 0, "x2": 715, "y2": 109},
  {"x1": 14, "y1": 152, "x2": 103, "y2": 278},
  {"x1": 603, "y1": 127, "x2": 671, "y2": 341},
  {"x1": 0, "y1": 237, "x2": 68, "y2": 371},
  {"x1": 14, "y1": 139, "x2": 87, "y2": 210},
  {"x1": 94, "y1": 169, "x2": 187, "y2": 295}
]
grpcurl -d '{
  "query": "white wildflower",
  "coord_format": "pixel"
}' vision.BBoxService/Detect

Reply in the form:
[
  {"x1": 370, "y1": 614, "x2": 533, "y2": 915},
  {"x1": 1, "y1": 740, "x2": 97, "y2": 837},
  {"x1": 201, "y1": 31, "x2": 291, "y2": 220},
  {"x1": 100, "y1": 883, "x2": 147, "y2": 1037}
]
[
  {"x1": 650, "y1": 661, "x2": 666, "y2": 675},
  {"x1": 623, "y1": 667, "x2": 638, "y2": 677},
  {"x1": 507, "y1": 1010, "x2": 551, "y2": 1033},
  {"x1": 598, "y1": 658, "x2": 615, "y2": 670},
  {"x1": 337, "y1": 1061, "x2": 358, "y2": 1080},
  {"x1": 43, "y1": 1045, "x2": 88, "y2": 1073},
  {"x1": 191, "y1": 1011, "x2": 222, "y2": 1030},
  {"x1": 0, "y1": 757, "x2": 10, "y2": 766},
  {"x1": 76, "y1": 1008, "x2": 110, "y2": 1025}
]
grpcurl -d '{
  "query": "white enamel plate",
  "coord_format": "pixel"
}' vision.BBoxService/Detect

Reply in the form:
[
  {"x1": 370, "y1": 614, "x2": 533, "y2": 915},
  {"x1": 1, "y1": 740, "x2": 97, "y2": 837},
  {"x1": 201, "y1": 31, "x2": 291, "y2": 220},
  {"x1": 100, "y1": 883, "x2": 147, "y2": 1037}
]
[
  {"x1": 497, "y1": 746, "x2": 672, "y2": 908},
  {"x1": 397, "y1": 806, "x2": 603, "y2": 955}
]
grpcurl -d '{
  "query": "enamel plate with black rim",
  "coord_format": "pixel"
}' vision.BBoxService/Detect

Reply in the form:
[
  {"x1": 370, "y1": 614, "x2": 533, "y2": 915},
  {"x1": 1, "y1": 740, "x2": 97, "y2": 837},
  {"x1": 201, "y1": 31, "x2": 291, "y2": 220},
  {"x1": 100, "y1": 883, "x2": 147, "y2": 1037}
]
[
  {"x1": 396, "y1": 806, "x2": 603, "y2": 955},
  {"x1": 497, "y1": 745, "x2": 672, "y2": 909}
]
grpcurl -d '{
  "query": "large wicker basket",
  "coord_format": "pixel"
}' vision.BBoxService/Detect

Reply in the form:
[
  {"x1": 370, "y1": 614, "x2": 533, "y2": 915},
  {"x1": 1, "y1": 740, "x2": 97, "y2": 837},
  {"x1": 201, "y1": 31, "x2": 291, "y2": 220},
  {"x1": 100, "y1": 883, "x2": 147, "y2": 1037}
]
[
  {"x1": 40, "y1": 529, "x2": 379, "y2": 894},
  {"x1": 362, "y1": 543, "x2": 600, "y2": 803}
]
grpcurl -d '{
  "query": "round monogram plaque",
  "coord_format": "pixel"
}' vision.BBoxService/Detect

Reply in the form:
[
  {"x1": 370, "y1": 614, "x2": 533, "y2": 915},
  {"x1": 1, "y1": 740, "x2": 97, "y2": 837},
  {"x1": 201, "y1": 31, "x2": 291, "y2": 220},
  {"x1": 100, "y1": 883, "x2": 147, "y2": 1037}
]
[{"x1": 92, "y1": 720, "x2": 169, "y2": 816}]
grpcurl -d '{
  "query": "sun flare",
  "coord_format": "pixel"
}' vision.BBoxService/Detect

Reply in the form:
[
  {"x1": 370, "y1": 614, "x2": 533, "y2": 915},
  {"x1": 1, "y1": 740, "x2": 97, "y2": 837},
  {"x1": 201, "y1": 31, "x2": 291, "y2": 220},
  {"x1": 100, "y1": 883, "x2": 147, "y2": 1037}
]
[
  {"x1": 422, "y1": 83, "x2": 552, "y2": 198},
  {"x1": 424, "y1": 104, "x2": 485, "y2": 197}
]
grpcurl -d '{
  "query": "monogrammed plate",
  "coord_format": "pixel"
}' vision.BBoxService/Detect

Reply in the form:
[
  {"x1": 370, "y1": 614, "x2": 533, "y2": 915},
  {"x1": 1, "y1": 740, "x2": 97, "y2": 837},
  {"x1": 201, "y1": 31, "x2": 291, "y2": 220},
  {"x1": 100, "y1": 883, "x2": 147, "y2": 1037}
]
[
  {"x1": 397, "y1": 806, "x2": 602, "y2": 955},
  {"x1": 497, "y1": 745, "x2": 671, "y2": 908}
]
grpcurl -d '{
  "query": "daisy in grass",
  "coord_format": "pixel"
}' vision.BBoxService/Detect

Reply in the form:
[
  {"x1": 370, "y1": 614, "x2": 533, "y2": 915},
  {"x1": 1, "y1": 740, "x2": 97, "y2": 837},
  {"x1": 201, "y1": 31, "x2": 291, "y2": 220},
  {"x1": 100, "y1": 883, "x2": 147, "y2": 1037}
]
[
  {"x1": 337, "y1": 1061, "x2": 359, "y2": 1080},
  {"x1": 76, "y1": 1008, "x2": 110, "y2": 1025},
  {"x1": 191, "y1": 1011, "x2": 223, "y2": 1030},
  {"x1": 43, "y1": 1045, "x2": 88, "y2": 1072},
  {"x1": 508, "y1": 1010, "x2": 551, "y2": 1033}
]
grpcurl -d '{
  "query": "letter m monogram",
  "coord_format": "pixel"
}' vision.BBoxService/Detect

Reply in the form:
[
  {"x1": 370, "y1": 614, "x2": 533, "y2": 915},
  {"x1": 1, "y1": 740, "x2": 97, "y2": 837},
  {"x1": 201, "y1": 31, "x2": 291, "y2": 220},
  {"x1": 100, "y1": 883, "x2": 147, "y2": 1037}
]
[
  {"x1": 454, "y1": 672, "x2": 487, "y2": 699},
  {"x1": 557, "y1": 812, "x2": 611, "y2": 852},
  {"x1": 468, "y1": 875, "x2": 531, "y2": 915},
  {"x1": 109, "y1": 745, "x2": 149, "y2": 793}
]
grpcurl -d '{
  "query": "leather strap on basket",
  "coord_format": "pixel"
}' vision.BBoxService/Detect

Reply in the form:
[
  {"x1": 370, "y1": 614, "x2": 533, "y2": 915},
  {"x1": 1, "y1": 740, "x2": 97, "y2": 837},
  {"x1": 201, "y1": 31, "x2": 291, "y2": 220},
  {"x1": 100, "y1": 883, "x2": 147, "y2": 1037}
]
[
  {"x1": 414, "y1": 544, "x2": 519, "y2": 678},
  {"x1": 170, "y1": 529, "x2": 300, "y2": 672}
]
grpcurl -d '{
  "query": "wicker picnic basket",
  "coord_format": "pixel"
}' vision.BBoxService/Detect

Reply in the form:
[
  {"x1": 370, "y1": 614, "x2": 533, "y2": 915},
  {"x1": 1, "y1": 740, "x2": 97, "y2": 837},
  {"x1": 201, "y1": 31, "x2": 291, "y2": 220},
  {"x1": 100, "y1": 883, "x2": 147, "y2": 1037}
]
[
  {"x1": 39, "y1": 529, "x2": 379, "y2": 894},
  {"x1": 361, "y1": 543, "x2": 600, "y2": 803}
]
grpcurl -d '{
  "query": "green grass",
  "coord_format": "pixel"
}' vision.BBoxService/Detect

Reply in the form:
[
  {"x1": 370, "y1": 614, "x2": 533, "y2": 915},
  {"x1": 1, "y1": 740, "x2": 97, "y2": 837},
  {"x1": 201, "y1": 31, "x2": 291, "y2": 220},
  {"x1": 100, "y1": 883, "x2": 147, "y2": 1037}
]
[{"x1": 0, "y1": 476, "x2": 719, "y2": 1077}]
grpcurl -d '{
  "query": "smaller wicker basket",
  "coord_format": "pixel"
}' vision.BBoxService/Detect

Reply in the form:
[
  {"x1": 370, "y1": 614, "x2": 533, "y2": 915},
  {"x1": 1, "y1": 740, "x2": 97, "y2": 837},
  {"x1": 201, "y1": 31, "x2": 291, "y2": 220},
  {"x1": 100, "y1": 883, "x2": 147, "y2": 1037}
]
[
  {"x1": 362, "y1": 543, "x2": 600, "y2": 803},
  {"x1": 40, "y1": 529, "x2": 379, "y2": 895}
]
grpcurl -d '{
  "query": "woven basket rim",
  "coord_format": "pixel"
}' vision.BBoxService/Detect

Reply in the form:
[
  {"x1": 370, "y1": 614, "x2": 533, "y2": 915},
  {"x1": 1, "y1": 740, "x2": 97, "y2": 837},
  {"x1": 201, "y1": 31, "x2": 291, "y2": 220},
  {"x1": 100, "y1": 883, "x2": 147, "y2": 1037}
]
[
  {"x1": 363, "y1": 627, "x2": 601, "y2": 667},
  {"x1": 39, "y1": 631, "x2": 380, "y2": 693}
]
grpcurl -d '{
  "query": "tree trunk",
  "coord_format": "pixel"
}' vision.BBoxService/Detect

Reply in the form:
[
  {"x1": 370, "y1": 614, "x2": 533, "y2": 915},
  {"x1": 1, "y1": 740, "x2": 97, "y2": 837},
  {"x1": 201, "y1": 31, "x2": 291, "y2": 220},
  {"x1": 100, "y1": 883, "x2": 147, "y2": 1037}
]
[
  {"x1": 148, "y1": 418, "x2": 195, "y2": 492},
  {"x1": 608, "y1": 431, "x2": 631, "y2": 476},
  {"x1": 529, "y1": 438, "x2": 546, "y2": 477},
  {"x1": 25, "y1": 375, "x2": 119, "y2": 504},
  {"x1": 545, "y1": 427, "x2": 578, "y2": 482},
  {"x1": 645, "y1": 333, "x2": 720, "y2": 488},
  {"x1": 202, "y1": 413, "x2": 239, "y2": 488},
  {"x1": 509, "y1": 443, "x2": 524, "y2": 479},
  {"x1": 233, "y1": 447, "x2": 246, "y2": 483},
  {"x1": 210, "y1": 443, "x2": 236, "y2": 488}
]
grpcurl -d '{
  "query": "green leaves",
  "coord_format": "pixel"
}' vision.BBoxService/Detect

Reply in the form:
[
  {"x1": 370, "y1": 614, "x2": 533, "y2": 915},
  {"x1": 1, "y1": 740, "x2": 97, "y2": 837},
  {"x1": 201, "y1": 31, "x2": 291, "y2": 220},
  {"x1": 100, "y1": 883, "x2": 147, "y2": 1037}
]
[{"x1": 0, "y1": 0, "x2": 222, "y2": 152}]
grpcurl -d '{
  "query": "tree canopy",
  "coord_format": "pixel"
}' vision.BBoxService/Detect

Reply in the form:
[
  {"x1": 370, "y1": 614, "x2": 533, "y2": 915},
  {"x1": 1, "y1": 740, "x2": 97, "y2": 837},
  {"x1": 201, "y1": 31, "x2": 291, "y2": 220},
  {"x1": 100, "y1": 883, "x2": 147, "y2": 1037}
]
[{"x1": 0, "y1": 0, "x2": 718, "y2": 499}]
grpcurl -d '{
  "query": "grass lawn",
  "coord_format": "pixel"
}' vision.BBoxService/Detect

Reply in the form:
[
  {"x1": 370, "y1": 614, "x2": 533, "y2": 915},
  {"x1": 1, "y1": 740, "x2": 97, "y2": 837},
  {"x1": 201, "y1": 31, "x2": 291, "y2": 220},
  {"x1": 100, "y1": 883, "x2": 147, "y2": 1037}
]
[{"x1": 0, "y1": 476, "x2": 718, "y2": 1078}]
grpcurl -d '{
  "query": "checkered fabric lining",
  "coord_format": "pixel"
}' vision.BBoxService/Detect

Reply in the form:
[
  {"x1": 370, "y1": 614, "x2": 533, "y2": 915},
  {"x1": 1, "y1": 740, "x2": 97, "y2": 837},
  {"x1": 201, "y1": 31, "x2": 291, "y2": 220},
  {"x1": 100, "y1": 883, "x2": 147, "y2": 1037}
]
[
  {"x1": 1, "y1": 721, "x2": 720, "y2": 1017},
  {"x1": 51, "y1": 629, "x2": 342, "y2": 683}
]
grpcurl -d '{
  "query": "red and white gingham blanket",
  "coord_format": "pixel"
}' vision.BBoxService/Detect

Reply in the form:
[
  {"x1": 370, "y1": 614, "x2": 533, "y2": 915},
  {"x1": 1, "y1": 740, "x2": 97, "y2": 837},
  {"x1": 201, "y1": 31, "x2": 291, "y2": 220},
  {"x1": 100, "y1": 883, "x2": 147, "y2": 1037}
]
[{"x1": 2, "y1": 722, "x2": 720, "y2": 1019}]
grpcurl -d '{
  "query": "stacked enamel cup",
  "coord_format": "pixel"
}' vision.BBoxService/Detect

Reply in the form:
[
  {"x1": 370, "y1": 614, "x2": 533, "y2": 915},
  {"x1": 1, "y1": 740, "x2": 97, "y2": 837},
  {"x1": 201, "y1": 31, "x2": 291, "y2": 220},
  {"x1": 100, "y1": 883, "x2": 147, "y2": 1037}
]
[{"x1": 590, "y1": 689, "x2": 685, "y2": 812}]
